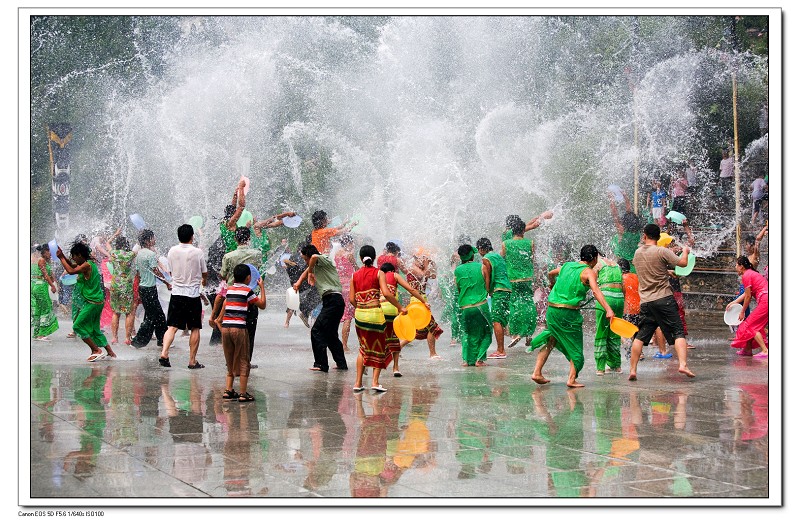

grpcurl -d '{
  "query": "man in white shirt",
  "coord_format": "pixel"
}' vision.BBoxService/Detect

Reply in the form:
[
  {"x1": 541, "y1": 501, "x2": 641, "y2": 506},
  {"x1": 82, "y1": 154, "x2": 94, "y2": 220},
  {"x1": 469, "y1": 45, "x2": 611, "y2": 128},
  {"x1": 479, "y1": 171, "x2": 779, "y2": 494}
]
[
  {"x1": 751, "y1": 173, "x2": 768, "y2": 224},
  {"x1": 719, "y1": 148, "x2": 734, "y2": 206},
  {"x1": 159, "y1": 224, "x2": 208, "y2": 369}
]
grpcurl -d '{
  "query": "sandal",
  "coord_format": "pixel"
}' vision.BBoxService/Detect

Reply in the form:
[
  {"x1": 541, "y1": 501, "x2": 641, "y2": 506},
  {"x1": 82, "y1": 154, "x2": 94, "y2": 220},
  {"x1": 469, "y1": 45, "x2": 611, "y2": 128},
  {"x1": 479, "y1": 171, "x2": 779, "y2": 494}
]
[
  {"x1": 87, "y1": 353, "x2": 105, "y2": 362},
  {"x1": 222, "y1": 389, "x2": 239, "y2": 400},
  {"x1": 238, "y1": 392, "x2": 255, "y2": 402},
  {"x1": 188, "y1": 361, "x2": 205, "y2": 369}
]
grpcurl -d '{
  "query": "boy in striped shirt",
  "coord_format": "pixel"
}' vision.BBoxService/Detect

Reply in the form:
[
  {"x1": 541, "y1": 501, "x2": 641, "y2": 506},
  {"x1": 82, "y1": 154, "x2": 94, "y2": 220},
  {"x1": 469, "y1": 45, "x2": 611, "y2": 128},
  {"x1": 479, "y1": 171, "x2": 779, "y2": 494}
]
[{"x1": 213, "y1": 264, "x2": 267, "y2": 402}]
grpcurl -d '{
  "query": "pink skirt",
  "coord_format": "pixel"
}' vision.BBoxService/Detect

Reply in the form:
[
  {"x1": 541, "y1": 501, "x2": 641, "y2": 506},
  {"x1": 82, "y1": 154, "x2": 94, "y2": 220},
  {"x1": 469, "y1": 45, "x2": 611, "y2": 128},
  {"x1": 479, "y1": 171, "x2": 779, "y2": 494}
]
[{"x1": 731, "y1": 293, "x2": 768, "y2": 349}]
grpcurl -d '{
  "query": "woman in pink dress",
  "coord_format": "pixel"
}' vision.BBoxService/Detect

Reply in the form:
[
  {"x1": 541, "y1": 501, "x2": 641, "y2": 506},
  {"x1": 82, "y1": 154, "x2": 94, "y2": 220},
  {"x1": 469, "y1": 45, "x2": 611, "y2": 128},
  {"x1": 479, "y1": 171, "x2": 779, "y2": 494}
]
[
  {"x1": 335, "y1": 235, "x2": 358, "y2": 352},
  {"x1": 728, "y1": 256, "x2": 769, "y2": 357}
]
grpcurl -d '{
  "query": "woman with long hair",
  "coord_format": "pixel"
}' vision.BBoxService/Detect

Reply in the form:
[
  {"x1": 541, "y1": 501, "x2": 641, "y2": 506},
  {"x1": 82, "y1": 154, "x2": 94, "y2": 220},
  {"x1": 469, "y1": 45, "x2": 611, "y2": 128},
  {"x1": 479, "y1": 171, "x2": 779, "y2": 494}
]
[
  {"x1": 728, "y1": 256, "x2": 769, "y2": 357},
  {"x1": 31, "y1": 244, "x2": 59, "y2": 340}
]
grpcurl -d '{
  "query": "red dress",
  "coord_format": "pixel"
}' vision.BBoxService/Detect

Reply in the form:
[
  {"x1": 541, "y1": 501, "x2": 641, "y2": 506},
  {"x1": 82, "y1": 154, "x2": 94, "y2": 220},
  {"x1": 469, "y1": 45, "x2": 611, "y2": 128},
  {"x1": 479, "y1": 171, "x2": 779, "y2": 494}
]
[{"x1": 731, "y1": 269, "x2": 769, "y2": 351}]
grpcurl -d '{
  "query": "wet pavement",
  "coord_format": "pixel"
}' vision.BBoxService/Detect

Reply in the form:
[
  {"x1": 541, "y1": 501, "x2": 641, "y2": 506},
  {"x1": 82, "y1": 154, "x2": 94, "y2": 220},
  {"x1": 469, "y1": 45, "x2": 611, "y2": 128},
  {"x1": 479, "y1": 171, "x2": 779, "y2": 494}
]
[{"x1": 25, "y1": 309, "x2": 771, "y2": 503}]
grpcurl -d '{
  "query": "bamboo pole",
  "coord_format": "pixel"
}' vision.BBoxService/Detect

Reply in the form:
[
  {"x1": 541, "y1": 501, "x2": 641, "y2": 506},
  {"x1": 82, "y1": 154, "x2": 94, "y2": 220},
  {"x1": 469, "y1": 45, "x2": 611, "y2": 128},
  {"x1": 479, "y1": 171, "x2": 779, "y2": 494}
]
[{"x1": 732, "y1": 68, "x2": 741, "y2": 257}]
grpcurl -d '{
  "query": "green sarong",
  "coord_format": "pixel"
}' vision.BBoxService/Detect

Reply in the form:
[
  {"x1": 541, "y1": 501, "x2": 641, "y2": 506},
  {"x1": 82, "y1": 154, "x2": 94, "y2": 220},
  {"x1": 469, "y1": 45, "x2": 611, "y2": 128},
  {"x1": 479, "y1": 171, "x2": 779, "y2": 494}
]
[
  {"x1": 31, "y1": 281, "x2": 58, "y2": 338},
  {"x1": 490, "y1": 290, "x2": 511, "y2": 327},
  {"x1": 460, "y1": 304, "x2": 492, "y2": 365},
  {"x1": 531, "y1": 306, "x2": 585, "y2": 376},
  {"x1": 509, "y1": 280, "x2": 536, "y2": 336},
  {"x1": 594, "y1": 296, "x2": 624, "y2": 371}
]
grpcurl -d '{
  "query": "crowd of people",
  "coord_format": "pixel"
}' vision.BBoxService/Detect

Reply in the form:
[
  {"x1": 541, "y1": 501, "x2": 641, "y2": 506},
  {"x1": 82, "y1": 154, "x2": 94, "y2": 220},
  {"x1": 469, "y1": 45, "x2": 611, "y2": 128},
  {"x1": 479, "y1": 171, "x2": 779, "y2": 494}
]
[{"x1": 31, "y1": 171, "x2": 769, "y2": 401}]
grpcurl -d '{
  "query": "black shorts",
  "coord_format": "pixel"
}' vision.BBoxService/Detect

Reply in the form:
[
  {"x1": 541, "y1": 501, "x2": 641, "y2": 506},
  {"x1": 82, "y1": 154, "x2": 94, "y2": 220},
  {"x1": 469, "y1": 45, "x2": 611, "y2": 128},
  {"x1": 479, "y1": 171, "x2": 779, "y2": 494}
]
[
  {"x1": 166, "y1": 295, "x2": 203, "y2": 330},
  {"x1": 634, "y1": 295, "x2": 685, "y2": 346}
]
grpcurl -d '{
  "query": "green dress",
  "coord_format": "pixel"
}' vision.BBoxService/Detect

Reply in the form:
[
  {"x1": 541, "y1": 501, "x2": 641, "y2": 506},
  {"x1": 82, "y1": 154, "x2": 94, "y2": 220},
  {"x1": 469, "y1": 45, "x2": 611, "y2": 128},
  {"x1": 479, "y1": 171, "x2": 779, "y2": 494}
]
[
  {"x1": 108, "y1": 249, "x2": 136, "y2": 314},
  {"x1": 612, "y1": 231, "x2": 639, "y2": 274},
  {"x1": 31, "y1": 261, "x2": 58, "y2": 337},
  {"x1": 220, "y1": 222, "x2": 238, "y2": 253},
  {"x1": 530, "y1": 261, "x2": 590, "y2": 377},
  {"x1": 503, "y1": 237, "x2": 536, "y2": 337},
  {"x1": 593, "y1": 259, "x2": 625, "y2": 371},
  {"x1": 251, "y1": 230, "x2": 271, "y2": 272},
  {"x1": 454, "y1": 261, "x2": 492, "y2": 365},
  {"x1": 72, "y1": 261, "x2": 108, "y2": 346}
]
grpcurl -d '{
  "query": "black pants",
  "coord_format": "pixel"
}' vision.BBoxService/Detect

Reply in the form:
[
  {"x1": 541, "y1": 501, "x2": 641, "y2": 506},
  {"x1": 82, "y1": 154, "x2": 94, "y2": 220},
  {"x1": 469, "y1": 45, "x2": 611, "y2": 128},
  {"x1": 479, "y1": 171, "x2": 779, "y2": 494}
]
[
  {"x1": 246, "y1": 304, "x2": 258, "y2": 363},
  {"x1": 207, "y1": 291, "x2": 222, "y2": 345},
  {"x1": 310, "y1": 293, "x2": 347, "y2": 371},
  {"x1": 132, "y1": 286, "x2": 167, "y2": 347}
]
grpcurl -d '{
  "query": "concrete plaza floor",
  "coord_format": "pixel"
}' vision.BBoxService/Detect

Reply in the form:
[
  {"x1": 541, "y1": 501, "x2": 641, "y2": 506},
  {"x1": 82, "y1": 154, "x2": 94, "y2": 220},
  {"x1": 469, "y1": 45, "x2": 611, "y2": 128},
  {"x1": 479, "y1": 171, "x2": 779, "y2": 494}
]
[{"x1": 25, "y1": 309, "x2": 771, "y2": 504}]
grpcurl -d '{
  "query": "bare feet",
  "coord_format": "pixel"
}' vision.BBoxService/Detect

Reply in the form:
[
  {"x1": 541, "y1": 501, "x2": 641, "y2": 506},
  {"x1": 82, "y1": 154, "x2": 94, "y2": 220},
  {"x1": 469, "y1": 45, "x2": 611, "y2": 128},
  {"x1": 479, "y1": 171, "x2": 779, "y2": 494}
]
[
  {"x1": 628, "y1": 373, "x2": 637, "y2": 381},
  {"x1": 461, "y1": 362, "x2": 468, "y2": 367},
  {"x1": 678, "y1": 367, "x2": 696, "y2": 378},
  {"x1": 531, "y1": 374, "x2": 550, "y2": 384},
  {"x1": 566, "y1": 381, "x2": 585, "y2": 388},
  {"x1": 475, "y1": 360, "x2": 487, "y2": 367},
  {"x1": 111, "y1": 338, "x2": 119, "y2": 345},
  {"x1": 105, "y1": 346, "x2": 117, "y2": 358}
]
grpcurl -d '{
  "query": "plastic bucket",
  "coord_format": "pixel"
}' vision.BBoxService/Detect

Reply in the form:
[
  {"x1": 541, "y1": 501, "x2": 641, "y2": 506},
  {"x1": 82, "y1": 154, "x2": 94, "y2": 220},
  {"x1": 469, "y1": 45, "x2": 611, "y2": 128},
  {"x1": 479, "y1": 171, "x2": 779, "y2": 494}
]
[
  {"x1": 610, "y1": 317, "x2": 639, "y2": 338},
  {"x1": 406, "y1": 301, "x2": 432, "y2": 330},
  {"x1": 246, "y1": 264, "x2": 261, "y2": 289},
  {"x1": 237, "y1": 209, "x2": 254, "y2": 228},
  {"x1": 724, "y1": 303, "x2": 743, "y2": 326},
  {"x1": 608, "y1": 184, "x2": 624, "y2": 202},
  {"x1": 188, "y1": 215, "x2": 203, "y2": 230},
  {"x1": 674, "y1": 253, "x2": 696, "y2": 276},
  {"x1": 130, "y1": 214, "x2": 146, "y2": 230},
  {"x1": 666, "y1": 210, "x2": 687, "y2": 224},
  {"x1": 393, "y1": 313, "x2": 417, "y2": 341},
  {"x1": 282, "y1": 215, "x2": 302, "y2": 228},
  {"x1": 286, "y1": 287, "x2": 300, "y2": 311},
  {"x1": 657, "y1": 232, "x2": 673, "y2": 247},
  {"x1": 60, "y1": 274, "x2": 78, "y2": 286},
  {"x1": 48, "y1": 239, "x2": 58, "y2": 259}
]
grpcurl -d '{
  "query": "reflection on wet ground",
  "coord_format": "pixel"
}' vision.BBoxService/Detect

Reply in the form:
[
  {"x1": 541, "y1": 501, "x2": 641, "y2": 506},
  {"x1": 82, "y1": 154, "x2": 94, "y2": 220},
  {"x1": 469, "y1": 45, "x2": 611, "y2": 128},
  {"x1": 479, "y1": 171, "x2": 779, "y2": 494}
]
[{"x1": 27, "y1": 312, "x2": 769, "y2": 500}]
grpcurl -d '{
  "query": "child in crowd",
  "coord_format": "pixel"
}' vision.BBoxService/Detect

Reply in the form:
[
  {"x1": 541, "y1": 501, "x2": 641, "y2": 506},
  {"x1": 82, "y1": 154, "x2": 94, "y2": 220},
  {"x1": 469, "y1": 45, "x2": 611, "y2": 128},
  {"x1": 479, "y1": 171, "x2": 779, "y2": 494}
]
[{"x1": 214, "y1": 263, "x2": 267, "y2": 402}]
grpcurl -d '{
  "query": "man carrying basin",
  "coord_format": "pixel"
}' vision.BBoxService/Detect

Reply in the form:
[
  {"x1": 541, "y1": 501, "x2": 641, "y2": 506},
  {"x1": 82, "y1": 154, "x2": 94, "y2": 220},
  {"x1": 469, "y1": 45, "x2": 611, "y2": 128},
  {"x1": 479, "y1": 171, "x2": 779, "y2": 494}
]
[{"x1": 628, "y1": 224, "x2": 695, "y2": 381}]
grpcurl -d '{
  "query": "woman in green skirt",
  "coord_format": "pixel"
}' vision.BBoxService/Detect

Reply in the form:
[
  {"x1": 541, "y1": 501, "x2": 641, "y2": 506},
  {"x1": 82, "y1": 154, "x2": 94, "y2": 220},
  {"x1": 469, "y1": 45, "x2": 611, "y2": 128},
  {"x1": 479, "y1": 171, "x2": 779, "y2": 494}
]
[
  {"x1": 31, "y1": 244, "x2": 59, "y2": 340},
  {"x1": 56, "y1": 242, "x2": 116, "y2": 362}
]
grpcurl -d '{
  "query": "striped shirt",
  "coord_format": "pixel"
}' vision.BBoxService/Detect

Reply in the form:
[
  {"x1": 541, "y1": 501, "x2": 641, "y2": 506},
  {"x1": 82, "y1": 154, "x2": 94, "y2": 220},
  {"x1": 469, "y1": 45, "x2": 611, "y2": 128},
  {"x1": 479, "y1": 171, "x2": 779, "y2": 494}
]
[{"x1": 221, "y1": 283, "x2": 257, "y2": 328}]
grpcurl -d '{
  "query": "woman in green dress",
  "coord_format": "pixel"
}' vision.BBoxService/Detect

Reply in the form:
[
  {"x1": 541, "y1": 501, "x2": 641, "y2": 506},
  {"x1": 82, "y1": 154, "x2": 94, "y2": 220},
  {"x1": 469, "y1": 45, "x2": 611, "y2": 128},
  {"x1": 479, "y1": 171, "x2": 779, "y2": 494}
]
[
  {"x1": 31, "y1": 244, "x2": 59, "y2": 340},
  {"x1": 56, "y1": 242, "x2": 116, "y2": 362},
  {"x1": 501, "y1": 218, "x2": 536, "y2": 346},
  {"x1": 106, "y1": 232, "x2": 137, "y2": 345},
  {"x1": 593, "y1": 255, "x2": 625, "y2": 374}
]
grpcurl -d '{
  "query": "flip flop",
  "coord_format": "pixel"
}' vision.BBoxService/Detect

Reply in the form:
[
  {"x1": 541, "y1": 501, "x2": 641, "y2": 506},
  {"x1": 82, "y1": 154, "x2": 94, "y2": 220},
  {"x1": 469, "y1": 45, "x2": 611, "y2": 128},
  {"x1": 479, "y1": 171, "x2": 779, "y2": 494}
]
[
  {"x1": 753, "y1": 352, "x2": 768, "y2": 358},
  {"x1": 393, "y1": 371, "x2": 402, "y2": 377},
  {"x1": 187, "y1": 361, "x2": 205, "y2": 369},
  {"x1": 371, "y1": 385, "x2": 387, "y2": 393},
  {"x1": 87, "y1": 353, "x2": 104, "y2": 362},
  {"x1": 353, "y1": 386, "x2": 365, "y2": 393},
  {"x1": 508, "y1": 337, "x2": 521, "y2": 348}
]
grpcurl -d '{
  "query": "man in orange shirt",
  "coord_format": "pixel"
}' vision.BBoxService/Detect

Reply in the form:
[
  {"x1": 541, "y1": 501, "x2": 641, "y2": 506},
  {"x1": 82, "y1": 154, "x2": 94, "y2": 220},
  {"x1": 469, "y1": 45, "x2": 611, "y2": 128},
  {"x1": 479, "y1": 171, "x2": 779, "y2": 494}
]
[{"x1": 310, "y1": 210, "x2": 358, "y2": 255}]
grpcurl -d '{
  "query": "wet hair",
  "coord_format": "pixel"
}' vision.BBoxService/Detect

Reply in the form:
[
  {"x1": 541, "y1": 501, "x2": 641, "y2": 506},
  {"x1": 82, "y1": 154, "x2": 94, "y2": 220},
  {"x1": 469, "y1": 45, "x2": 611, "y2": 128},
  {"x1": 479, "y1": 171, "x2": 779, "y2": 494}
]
[
  {"x1": 385, "y1": 242, "x2": 401, "y2": 255},
  {"x1": 233, "y1": 263, "x2": 251, "y2": 283},
  {"x1": 177, "y1": 224, "x2": 194, "y2": 243},
  {"x1": 70, "y1": 241, "x2": 91, "y2": 261},
  {"x1": 235, "y1": 226, "x2": 251, "y2": 244},
  {"x1": 359, "y1": 245, "x2": 376, "y2": 266},
  {"x1": 114, "y1": 236, "x2": 130, "y2": 251},
  {"x1": 476, "y1": 237, "x2": 492, "y2": 252},
  {"x1": 34, "y1": 243, "x2": 46, "y2": 254},
  {"x1": 457, "y1": 244, "x2": 474, "y2": 260},
  {"x1": 737, "y1": 256, "x2": 754, "y2": 271},
  {"x1": 138, "y1": 229, "x2": 155, "y2": 247},
  {"x1": 643, "y1": 224, "x2": 661, "y2": 241},
  {"x1": 379, "y1": 262, "x2": 396, "y2": 273},
  {"x1": 505, "y1": 214, "x2": 521, "y2": 228},
  {"x1": 311, "y1": 210, "x2": 327, "y2": 229},
  {"x1": 301, "y1": 244, "x2": 320, "y2": 257},
  {"x1": 511, "y1": 218, "x2": 526, "y2": 236},
  {"x1": 223, "y1": 204, "x2": 236, "y2": 221},
  {"x1": 618, "y1": 258, "x2": 631, "y2": 273},
  {"x1": 297, "y1": 240, "x2": 310, "y2": 253},
  {"x1": 580, "y1": 244, "x2": 600, "y2": 262},
  {"x1": 621, "y1": 212, "x2": 640, "y2": 232}
]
